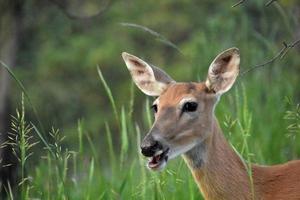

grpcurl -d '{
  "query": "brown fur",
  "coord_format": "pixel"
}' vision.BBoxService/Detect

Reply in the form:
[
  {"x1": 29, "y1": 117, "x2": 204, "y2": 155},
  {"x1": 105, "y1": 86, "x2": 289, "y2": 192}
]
[
  {"x1": 166, "y1": 83, "x2": 300, "y2": 200},
  {"x1": 123, "y1": 50, "x2": 300, "y2": 200}
]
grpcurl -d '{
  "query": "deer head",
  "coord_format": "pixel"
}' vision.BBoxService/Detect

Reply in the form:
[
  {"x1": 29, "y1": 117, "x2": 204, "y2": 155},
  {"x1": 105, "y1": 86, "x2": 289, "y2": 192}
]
[{"x1": 122, "y1": 48, "x2": 240, "y2": 171}]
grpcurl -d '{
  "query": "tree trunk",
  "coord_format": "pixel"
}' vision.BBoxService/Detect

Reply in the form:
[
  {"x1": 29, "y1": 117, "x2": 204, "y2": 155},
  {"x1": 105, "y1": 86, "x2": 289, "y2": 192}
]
[{"x1": 0, "y1": 0, "x2": 23, "y2": 196}]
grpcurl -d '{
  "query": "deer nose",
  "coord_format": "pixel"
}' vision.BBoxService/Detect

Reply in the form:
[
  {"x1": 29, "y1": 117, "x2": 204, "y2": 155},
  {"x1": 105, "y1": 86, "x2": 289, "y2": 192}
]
[{"x1": 140, "y1": 140, "x2": 162, "y2": 157}]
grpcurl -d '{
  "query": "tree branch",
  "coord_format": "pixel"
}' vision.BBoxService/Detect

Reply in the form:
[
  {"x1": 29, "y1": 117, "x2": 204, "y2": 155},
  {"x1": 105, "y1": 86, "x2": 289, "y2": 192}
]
[
  {"x1": 265, "y1": 0, "x2": 278, "y2": 7},
  {"x1": 49, "y1": 0, "x2": 111, "y2": 20},
  {"x1": 232, "y1": 0, "x2": 279, "y2": 7},
  {"x1": 232, "y1": 0, "x2": 247, "y2": 8},
  {"x1": 240, "y1": 39, "x2": 300, "y2": 76},
  {"x1": 120, "y1": 22, "x2": 183, "y2": 55}
]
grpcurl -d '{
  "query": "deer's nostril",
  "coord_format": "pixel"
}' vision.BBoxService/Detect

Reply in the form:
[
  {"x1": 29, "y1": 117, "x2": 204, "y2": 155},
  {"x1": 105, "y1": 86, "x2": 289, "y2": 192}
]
[
  {"x1": 141, "y1": 146, "x2": 155, "y2": 157},
  {"x1": 141, "y1": 141, "x2": 162, "y2": 157}
]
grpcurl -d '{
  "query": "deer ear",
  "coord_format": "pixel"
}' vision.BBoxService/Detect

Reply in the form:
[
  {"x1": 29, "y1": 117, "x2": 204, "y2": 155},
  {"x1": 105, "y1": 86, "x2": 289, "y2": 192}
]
[
  {"x1": 122, "y1": 52, "x2": 175, "y2": 96},
  {"x1": 205, "y1": 48, "x2": 240, "y2": 95}
]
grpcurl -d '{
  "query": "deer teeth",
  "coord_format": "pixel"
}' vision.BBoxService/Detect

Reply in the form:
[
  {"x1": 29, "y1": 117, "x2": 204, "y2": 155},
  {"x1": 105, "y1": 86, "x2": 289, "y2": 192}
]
[{"x1": 154, "y1": 150, "x2": 163, "y2": 156}]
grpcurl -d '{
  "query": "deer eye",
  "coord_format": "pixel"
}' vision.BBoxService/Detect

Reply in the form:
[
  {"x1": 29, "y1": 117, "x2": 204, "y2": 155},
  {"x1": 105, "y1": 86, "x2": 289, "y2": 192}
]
[
  {"x1": 182, "y1": 102, "x2": 198, "y2": 112},
  {"x1": 151, "y1": 104, "x2": 158, "y2": 113}
]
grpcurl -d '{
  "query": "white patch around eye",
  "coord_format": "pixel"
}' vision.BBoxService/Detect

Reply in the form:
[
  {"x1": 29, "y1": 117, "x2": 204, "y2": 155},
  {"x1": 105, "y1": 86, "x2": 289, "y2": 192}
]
[{"x1": 179, "y1": 97, "x2": 197, "y2": 108}]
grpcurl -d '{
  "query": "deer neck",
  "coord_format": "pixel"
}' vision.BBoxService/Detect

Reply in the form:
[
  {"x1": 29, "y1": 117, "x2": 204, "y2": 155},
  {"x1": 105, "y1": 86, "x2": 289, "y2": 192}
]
[{"x1": 183, "y1": 117, "x2": 253, "y2": 200}]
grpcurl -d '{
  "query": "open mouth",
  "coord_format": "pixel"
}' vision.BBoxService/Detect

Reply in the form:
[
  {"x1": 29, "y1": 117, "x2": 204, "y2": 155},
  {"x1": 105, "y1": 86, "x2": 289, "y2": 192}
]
[{"x1": 147, "y1": 148, "x2": 169, "y2": 171}]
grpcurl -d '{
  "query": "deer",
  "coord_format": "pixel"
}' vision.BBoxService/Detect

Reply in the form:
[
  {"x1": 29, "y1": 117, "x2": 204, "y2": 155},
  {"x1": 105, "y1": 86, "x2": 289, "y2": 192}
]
[{"x1": 121, "y1": 48, "x2": 300, "y2": 200}]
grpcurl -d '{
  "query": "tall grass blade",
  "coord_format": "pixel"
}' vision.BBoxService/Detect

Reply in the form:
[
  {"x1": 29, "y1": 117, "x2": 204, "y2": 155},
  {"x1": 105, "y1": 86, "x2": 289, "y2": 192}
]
[
  {"x1": 136, "y1": 124, "x2": 146, "y2": 199},
  {"x1": 85, "y1": 132, "x2": 99, "y2": 166},
  {"x1": 86, "y1": 158, "x2": 95, "y2": 200},
  {"x1": 6, "y1": 181, "x2": 14, "y2": 200},
  {"x1": 31, "y1": 123, "x2": 55, "y2": 157},
  {"x1": 145, "y1": 98, "x2": 153, "y2": 128},
  {"x1": 77, "y1": 119, "x2": 83, "y2": 153},
  {"x1": 0, "y1": 60, "x2": 45, "y2": 135},
  {"x1": 105, "y1": 122, "x2": 116, "y2": 170},
  {"x1": 97, "y1": 66, "x2": 119, "y2": 125},
  {"x1": 128, "y1": 81, "x2": 135, "y2": 119},
  {"x1": 120, "y1": 107, "x2": 129, "y2": 167},
  {"x1": 237, "y1": 85, "x2": 255, "y2": 200}
]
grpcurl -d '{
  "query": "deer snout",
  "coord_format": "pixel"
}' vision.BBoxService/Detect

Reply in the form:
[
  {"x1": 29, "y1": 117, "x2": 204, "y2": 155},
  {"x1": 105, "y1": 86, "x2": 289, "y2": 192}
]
[{"x1": 140, "y1": 135, "x2": 163, "y2": 157}]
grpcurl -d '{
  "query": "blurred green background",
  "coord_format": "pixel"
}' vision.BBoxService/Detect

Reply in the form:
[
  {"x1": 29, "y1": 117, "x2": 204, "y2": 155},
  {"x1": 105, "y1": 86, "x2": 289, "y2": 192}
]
[{"x1": 0, "y1": 0, "x2": 299, "y2": 199}]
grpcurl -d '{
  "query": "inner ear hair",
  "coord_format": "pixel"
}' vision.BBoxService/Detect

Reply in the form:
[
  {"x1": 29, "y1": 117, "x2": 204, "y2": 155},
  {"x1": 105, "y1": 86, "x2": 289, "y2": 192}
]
[
  {"x1": 213, "y1": 55, "x2": 233, "y2": 74},
  {"x1": 122, "y1": 52, "x2": 175, "y2": 96},
  {"x1": 221, "y1": 55, "x2": 232, "y2": 63},
  {"x1": 205, "y1": 47, "x2": 240, "y2": 95},
  {"x1": 129, "y1": 58, "x2": 144, "y2": 68}
]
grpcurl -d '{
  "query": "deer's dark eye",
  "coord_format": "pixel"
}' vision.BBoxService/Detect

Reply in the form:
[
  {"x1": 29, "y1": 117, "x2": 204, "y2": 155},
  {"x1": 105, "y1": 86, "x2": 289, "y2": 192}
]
[
  {"x1": 151, "y1": 104, "x2": 158, "y2": 113},
  {"x1": 182, "y1": 102, "x2": 198, "y2": 112}
]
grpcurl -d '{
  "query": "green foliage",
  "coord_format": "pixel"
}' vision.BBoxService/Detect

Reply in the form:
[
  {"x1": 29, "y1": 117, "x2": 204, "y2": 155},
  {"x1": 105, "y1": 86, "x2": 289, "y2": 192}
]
[
  {"x1": 1, "y1": 0, "x2": 300, "y2": 199},
  {"x1": 285, "y1": 99, "x2": 300, "y2": 139},
  {"x1": 7, "y1": 94, "x2": 37, "y2": 200},
  {"x1": 5, "y1": 64, "x2": 300, "y2": 199}
]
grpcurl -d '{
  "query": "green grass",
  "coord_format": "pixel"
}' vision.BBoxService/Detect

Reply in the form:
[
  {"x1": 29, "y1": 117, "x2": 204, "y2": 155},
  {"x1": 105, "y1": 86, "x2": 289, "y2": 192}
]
[
  {"x1": 1, "y1": 2, "x2": 300, "y2": 197},
  {"x1": 1, "y1": 64, "x2": 299, "y2": 200}
]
